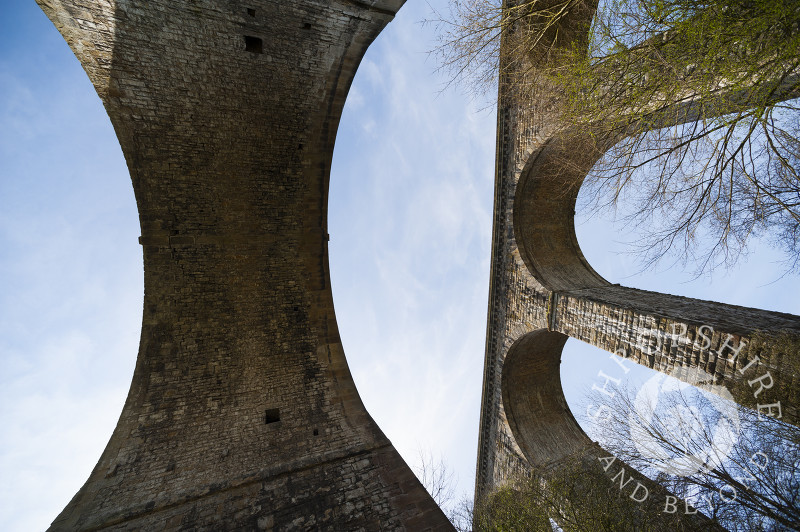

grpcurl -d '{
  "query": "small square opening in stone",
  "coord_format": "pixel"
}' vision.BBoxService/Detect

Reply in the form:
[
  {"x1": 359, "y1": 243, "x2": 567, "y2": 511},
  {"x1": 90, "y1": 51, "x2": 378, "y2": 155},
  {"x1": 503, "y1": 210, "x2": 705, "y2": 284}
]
[
  {"x1": 265, "y1": 408, "x2": 280, "y2": 424},
  {"x1": 245, "y1": 35, "x2": 263, "y2": 54},
  {"x1": 247, "y1": 8, "x2": 256, "y2": 17}
]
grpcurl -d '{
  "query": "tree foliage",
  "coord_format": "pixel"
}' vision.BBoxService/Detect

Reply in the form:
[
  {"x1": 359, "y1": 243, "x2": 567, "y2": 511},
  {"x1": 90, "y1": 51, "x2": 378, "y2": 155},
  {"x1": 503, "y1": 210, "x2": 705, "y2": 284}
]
[
  {"x1": 471, "y1": 456, "x2": 716, "y2": 531},
  {"x1": 468, "y1": 375, "x2": 799, "y2": 530},
  {"x1": 430, "y1": 0, "x2": 800, "y2": 274}
]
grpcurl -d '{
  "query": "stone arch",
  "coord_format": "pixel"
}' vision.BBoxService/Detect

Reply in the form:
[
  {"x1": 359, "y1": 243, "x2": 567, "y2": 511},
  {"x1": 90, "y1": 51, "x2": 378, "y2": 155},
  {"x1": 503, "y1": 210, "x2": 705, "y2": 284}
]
[
  {"x1": 500, "y1": 331, "x2": 726, "y2": 530},
  {"x1": 494, "y1": 32, "x2": 800, "y2": 528},
  {"x1": 512, "y1": 130, "x2": 609, "y2": 292},
  {"x1": 500, "y1": 329, "x2": 588, "y2": 467},
  {"x1": 512, "y1": 124, "x2": 800, "y2": 423}
]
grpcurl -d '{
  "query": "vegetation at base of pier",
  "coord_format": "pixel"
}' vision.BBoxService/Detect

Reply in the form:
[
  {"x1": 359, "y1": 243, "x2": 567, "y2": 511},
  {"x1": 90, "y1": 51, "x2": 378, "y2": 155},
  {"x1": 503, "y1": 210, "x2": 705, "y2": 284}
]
[{"x1": 465, "y1": 458, "x2": 716, "y2": 531}]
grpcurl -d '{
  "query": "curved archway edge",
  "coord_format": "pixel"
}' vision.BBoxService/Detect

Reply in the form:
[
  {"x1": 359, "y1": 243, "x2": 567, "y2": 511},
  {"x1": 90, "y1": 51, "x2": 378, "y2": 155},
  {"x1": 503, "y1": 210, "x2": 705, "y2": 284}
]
[
  {"x1": 501, "y1": 329, "x2": 588, "y2": 467},
  {"x1": 501, "y1": 331, "x2": 726, "y2": 530}
]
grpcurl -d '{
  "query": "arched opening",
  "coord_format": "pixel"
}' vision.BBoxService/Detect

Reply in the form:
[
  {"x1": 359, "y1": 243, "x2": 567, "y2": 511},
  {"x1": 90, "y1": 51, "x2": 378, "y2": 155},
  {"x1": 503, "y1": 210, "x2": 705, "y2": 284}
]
[
  {"x1": 573, "y1": 150, "x2": 800, "y2": 316},
  {"x1": 501, "y1": 330, "x2": 589, "y2": 467},
  {"x1": 327, "y1": 0, "x2": 496, "y2": 513}
]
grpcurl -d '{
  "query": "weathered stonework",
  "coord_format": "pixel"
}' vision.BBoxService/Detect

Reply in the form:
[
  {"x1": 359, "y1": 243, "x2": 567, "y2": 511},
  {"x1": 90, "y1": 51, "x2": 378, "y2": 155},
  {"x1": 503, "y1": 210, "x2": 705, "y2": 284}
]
[{"x1": 38, "y1": 0, "x2": 451, "y2": 529}]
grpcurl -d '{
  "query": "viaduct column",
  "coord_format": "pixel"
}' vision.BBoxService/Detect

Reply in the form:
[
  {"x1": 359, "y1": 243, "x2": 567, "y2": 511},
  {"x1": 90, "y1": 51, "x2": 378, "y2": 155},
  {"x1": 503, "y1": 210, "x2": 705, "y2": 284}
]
[{"x1": 38, "y1": 0, "x2": 452, "y2": 529}]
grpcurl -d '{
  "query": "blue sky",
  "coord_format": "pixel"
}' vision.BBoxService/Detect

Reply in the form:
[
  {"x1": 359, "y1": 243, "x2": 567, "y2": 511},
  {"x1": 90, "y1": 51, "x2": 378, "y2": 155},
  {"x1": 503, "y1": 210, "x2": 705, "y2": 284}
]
[{"x1": 1, "y1": 1, "x2": 798, "y2": 530}]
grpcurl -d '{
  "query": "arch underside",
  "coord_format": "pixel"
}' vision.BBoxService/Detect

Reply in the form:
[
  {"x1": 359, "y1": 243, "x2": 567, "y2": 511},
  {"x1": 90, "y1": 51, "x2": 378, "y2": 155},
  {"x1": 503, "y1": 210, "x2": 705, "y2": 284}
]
[
  {"x1": 37, "y1": 0, "x2": 452, "y2": 530},
  {"x1": 513, "y1": 128, "x2": 800, "y2": 402}
]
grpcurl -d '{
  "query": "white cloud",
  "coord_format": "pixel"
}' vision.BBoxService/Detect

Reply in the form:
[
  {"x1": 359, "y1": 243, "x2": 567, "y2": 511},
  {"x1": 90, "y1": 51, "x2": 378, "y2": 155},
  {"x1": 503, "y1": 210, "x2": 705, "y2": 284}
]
[
  {"x1": 329, "y1": 1, "x2": 495, "y2": 507},
  {"x1": 0, "y1": 6, "x2": 140, "y2": 531}
]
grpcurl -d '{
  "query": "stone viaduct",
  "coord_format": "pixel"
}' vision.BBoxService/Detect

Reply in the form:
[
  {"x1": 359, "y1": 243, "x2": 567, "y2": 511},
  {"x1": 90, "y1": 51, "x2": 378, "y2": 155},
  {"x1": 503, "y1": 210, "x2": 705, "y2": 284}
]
[
  {"x1": 474, "y1": 0, "x2": 800, "y2": 523},
  {"x1": 37, "y1": 0, "x2": 799, "y2": 529}
]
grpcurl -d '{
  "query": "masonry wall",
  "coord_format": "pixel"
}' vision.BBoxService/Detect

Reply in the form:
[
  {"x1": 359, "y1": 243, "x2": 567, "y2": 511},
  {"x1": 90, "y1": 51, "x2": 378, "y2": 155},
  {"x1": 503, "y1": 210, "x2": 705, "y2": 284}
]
[
  {"x1": 474, "y1": 94, "x2": 553, "y2": 500},
  {"x1": 37, "y1": 0, "x2": 451, "y2": 529}
]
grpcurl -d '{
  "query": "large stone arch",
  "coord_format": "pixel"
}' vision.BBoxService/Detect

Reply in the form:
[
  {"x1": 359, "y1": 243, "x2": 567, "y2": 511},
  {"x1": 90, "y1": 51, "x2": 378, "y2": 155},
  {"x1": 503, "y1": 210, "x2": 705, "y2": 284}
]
[
  {"x1": 500, "y1": 329, "x2": 585, "y2": 467},
  {"x1": 37, "y1": 0, "x2": 452, "y2": 529},
  {"x1": 500, "y1": 330, "x2": 726, "y2": 529}
]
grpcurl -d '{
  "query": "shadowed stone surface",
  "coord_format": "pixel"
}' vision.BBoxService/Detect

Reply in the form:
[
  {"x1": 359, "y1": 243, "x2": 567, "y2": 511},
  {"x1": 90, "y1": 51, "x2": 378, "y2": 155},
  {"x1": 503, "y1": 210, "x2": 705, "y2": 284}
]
[{"x1": 37, "y1": 0, "x2": 452, "y2": 529}]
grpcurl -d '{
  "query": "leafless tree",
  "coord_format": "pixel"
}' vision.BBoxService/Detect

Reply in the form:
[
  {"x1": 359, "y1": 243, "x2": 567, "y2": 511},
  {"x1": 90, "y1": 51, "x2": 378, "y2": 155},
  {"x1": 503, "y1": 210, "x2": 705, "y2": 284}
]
[
  {"x1": 414, "y1": 448, "x2": 457, "y2": 513},
  {"x1": 584, "y1": 378, "x2": 800, "y2": 530}
]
